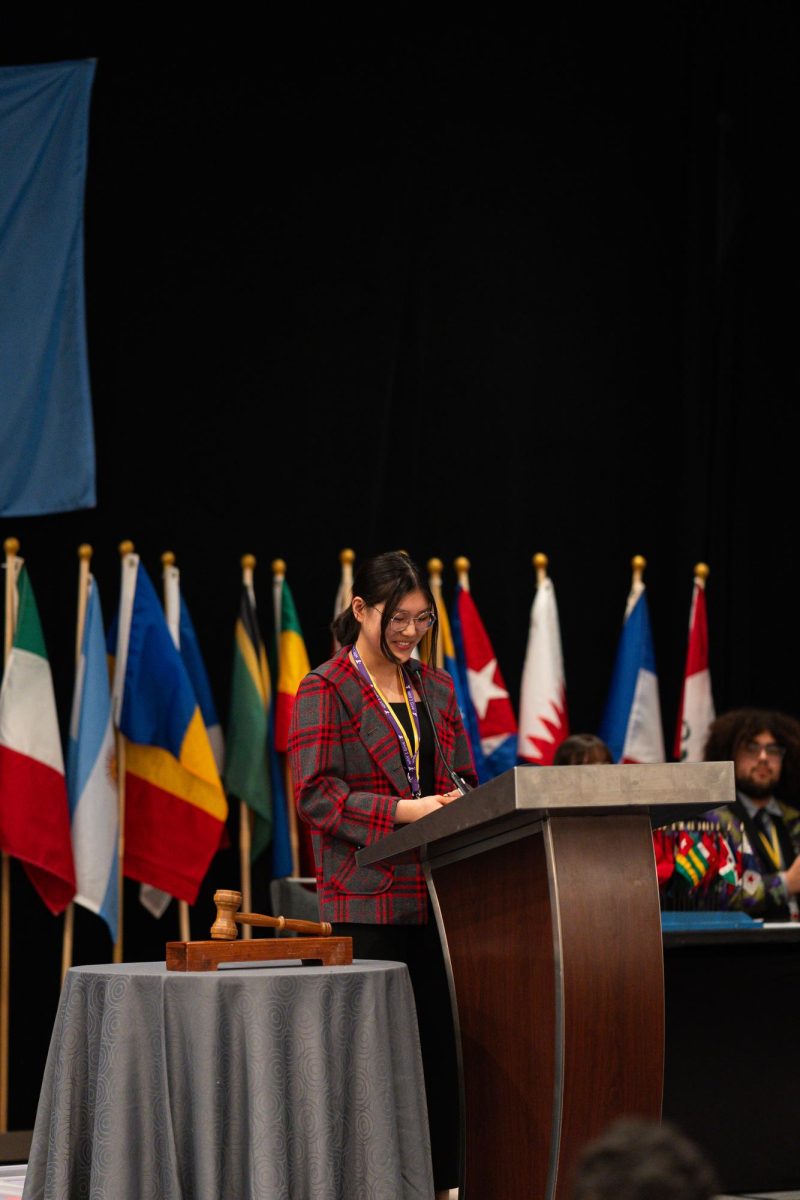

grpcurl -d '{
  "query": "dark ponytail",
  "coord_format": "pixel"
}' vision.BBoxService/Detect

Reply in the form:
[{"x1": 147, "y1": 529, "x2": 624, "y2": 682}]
[{"x1": 331, "y1": 550, "x2": 439, "y2": 665}]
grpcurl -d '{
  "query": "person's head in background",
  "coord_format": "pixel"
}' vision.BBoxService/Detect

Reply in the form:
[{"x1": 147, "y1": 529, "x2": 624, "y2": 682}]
[
  {"x1": 554, "y1": 734, "x2": 613, "y2": 765},
  {"x1": 571, "y1": 1117, "x2": 719, "y2": 1200},
  {"x1": 703, "y1": 706, "x2": 800, "y2": 803}
]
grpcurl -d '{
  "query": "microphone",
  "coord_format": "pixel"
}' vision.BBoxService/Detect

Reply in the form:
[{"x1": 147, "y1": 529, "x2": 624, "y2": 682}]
[{"x1": 404, "y1": 659, "x2": 473, "y2": 795}]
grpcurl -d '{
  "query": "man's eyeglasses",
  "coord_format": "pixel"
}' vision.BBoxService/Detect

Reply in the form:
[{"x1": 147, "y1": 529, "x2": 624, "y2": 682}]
[
  {"x1": 741, "y1": 741, "x2": 786, "y2": 760},
  {"x1": 376, "y1": 608, "x2": 437, "y2": 632}
]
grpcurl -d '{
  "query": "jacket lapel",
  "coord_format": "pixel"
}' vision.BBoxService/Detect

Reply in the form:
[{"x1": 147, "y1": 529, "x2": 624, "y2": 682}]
[{"x1": 328, "y1": 654, "x2": 412, "y2": 796}]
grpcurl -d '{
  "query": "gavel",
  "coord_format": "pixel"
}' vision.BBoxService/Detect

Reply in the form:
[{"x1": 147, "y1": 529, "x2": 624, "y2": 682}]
[{"x1": 210, "y1": 889, "x2": 332, "y2": 940}]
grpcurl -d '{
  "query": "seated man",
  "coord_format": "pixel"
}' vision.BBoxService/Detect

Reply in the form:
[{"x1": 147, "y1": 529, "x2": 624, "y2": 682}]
[{"x1": 703, "y1": 707, "x2": 800, "y2": 920}]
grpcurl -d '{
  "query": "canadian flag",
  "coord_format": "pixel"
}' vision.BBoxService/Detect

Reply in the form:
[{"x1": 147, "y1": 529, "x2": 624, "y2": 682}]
[
  {"x1": 674, "y1": 566, "x2": 715, "y2": 762},
  {"x1": 518, "y1": 558, "x2": 568, "y2": 765}
]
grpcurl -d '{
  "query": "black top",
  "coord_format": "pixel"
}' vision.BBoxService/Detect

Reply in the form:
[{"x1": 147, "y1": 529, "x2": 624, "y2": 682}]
[{"x1": 390, "y1": 699, "x2": 436, "y2": 797}]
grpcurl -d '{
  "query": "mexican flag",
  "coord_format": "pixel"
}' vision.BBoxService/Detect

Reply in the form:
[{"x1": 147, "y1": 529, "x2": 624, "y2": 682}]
[{"x1": 0, "y1": 565, "x2": 76, "y2": 913}]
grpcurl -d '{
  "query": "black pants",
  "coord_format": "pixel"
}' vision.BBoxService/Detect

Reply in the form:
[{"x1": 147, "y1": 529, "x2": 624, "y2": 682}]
[{"x1": 334, "y1": 919, "x2": 460, "y2": 1191}]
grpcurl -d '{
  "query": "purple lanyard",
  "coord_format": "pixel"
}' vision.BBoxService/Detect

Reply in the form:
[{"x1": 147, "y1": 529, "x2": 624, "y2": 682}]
[{"x1": 350, "y1": 644, "x2": 422, "y2": 797}]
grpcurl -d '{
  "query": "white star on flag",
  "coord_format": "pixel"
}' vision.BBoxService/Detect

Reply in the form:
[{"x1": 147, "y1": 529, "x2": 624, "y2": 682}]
[{"x1": 466, "y1": 658, "x2": 509, "y2": 719}]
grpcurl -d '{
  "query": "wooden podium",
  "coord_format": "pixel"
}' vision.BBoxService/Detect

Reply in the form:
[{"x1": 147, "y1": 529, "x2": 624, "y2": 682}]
[{"x1": 357, "y1": 761, "x2": 734, "y2": 1200}]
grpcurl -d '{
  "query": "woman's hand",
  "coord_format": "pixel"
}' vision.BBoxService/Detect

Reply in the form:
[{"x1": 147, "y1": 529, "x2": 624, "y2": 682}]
[{"x1": 395, "y1": 794, "x2": 458, "y2": 824}]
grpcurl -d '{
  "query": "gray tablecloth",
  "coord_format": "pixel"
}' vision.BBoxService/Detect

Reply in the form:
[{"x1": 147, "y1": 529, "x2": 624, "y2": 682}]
[{"x1": 23, "y1": 960, "x2": 434, "y2": 1200}]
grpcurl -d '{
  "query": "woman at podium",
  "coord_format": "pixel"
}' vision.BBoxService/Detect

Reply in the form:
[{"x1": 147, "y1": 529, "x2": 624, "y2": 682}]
[{"x1": 289, "y1": 550, "x2": 477, "y2": 1198}]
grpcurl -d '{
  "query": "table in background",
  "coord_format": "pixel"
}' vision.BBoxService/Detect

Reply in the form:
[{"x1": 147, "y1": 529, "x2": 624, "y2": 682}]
[
  {"x1": 23, "y1": 960, "x2": 433, "y2": 1200},
  {"x1": 663, "y1": 923, "x2": 800, "y2": 1194}
]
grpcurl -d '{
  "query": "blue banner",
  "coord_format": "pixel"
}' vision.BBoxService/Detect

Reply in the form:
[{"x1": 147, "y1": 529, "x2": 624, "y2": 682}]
[{"x1": 0, "y1": 59, "x2": 96, "y2": 516}]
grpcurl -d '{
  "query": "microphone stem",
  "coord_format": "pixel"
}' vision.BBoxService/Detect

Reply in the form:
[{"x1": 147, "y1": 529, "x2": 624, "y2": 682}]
[{"x1": 412, "y1": 665, "x2": 472, "y2": 795}]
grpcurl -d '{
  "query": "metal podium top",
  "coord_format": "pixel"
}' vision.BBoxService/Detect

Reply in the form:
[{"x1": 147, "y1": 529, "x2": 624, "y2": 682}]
[{"x1": 357, "y1": 761, "x2": 735, "y2": 867}]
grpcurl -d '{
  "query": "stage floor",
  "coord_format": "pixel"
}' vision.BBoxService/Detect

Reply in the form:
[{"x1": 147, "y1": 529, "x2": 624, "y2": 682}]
[{"x1": 1, "y1": 1167, "x2": 797, "y2": 1199}]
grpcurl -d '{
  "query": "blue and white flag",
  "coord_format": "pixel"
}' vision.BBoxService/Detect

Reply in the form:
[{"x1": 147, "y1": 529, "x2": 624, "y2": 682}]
[
  {"x1": 67, "y1": 578, "x2": 119, "y2": 940},
  {"x1": 163, "y1": 565, "x2": 225, "y2": 773},
  {"x1": 0, "y1": 59, "x2": 96, "y2": 516},
  {"x1": 598, "y1": 577, "x2": 665, "y2": 764}
]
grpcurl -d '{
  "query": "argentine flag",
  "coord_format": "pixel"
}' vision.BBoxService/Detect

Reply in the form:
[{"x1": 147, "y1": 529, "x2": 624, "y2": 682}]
[
  {"x1": 67, "y1": 578, "x2": 119, "y2": 940},
  {"x1": 599, "y1": 578, "x2": 665, "y2": 764}
]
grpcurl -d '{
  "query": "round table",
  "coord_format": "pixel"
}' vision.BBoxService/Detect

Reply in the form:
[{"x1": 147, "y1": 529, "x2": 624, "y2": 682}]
[{"x1": 23, "y1": 959, "x2": 434, "y2": 1199}]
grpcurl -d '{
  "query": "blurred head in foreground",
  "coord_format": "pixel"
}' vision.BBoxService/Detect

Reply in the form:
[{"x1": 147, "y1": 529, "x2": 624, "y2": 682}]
[{"x1": 571, "y1": 1117, "x2": 719, "y2": 1200}]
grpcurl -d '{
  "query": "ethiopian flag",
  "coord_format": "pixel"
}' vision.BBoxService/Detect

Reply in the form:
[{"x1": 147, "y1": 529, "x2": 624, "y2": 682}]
[
  {"x1": 274, "y1": 577, "x2": 310, "y2": 753},
  {"x1": 224, "y1": 583, "x2": 272, "y2": 860},
  {"x1": 0, "y1": 564, "x2": 76, "y2": 914}
]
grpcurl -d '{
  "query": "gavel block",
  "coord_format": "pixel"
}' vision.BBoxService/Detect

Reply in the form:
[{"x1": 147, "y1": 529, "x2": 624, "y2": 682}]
[
  {"x1": 166, "y1": 887, "x2": 353, "y2": 971},
  {"x1": 166, "y1": 936, "x2": 353, "y2": 972}
]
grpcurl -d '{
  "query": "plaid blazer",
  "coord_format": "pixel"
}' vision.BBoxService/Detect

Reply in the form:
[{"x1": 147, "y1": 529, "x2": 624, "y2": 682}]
[{"x1": 288, "y1": 647, "x2": 477, "y2": 924}]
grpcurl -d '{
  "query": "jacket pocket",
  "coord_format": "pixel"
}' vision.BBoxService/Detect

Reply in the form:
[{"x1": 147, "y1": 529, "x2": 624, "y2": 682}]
[{"x1": 325, "y1": 843, "x2": 394, "y2": 895}]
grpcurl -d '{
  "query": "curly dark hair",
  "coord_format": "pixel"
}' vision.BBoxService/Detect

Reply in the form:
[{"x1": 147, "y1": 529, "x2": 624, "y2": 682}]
[
  {"x1": 703, "y1": 707, "x2": 800, "y2": 800},
  {"x1": 571, "y1": 1117, "x2": 719, "y2": 1200}
]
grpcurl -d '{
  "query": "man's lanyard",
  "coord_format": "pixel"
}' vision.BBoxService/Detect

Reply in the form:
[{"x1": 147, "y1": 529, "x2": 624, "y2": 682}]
[
  {"x1": 350, "y1": 645, "x2": 422, "y2": 797},
  {"x1": 757, "y1": 821, "x2": 782, "y2": 871}
]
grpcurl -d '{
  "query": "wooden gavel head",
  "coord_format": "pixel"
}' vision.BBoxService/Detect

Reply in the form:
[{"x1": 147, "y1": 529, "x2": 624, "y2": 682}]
[{"x1": 211, "y1": 889, "x2": 243, "y2": 940}]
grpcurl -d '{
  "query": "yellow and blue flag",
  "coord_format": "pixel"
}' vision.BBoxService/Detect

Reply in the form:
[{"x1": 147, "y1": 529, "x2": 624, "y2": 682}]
[{"x1": 110, "y1": 553, "x2": 228, "y2": 904}]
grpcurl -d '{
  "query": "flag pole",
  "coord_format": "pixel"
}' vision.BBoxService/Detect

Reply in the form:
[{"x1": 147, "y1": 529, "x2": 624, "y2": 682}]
[
  {"x1": 332, "y1": 548, "x2": 355, "y2": 652},
  {"x1": 534, "y1": 552, "x2": 548, "y2": 588},
  {"x1": 454, "y1": 555, "x2": 471, "y2": 591},
  {"x1": 272, "y1": 558, "x2": 300, "y2": 878},
  {"x1": 0, "y1": 537, "x2": 21, "y2": 1133},
  {"x1": 238, "y1": 555, "x2": 255, "y2": 934},
  {"x1": 160, "y1": 551, "x2": 191, "y2": 945},
  {"x1": 61, "y1": 545, "x2": 93, "y2": 985},
  {"x1": 632, "y1": 555, "x2": 646, "y2": 584},
  {"x1": 337, "y1": 548, "x2": 354, "y2": 614},
  {"x1": 694, "y1": 562, "x2": 709, "y2": 590},
  {"x1": 425, "y1": 558, "x2": 445, "y2": 668},
  {"x1": 112, "y1": 540, "x2": 134, "y2": 965}
]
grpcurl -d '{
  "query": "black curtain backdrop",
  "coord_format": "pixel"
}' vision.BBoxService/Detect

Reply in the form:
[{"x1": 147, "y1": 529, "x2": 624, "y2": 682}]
[{"x1": 1, "y1": 6, "x2": 799, "y2": 1128}]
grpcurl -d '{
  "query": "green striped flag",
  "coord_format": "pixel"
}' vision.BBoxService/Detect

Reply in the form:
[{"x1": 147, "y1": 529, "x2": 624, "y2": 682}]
[
  {"x1": 224, "y1": 582, "x2": 272, "y2": 860},
  {"x1": 0, "y1": 564, "x2": 76, "y2": 912}
]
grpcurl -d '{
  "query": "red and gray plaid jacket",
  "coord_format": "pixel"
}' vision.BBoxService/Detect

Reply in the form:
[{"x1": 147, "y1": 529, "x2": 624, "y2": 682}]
[{"x1": 288, "y1": 647, "x2": 477, "y2": 924}]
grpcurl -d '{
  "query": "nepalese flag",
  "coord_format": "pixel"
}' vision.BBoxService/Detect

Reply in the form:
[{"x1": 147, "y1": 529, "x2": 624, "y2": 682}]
[
  {"x1": 599, "y1": 580, "x2": 665, "y2": 764},
  {"x1": 451, "y1": 584, "x2": 517, "y2": 781},
  {"x1": 110, "y1": 554, "x2": 228, "y2": 904},
  {"x1": 274, "y1": 576, "x2": 311, "y2": 754},
  {"x1": 518, "y1": 575, "x2": 569, "y2": 765},
  {"x1": 67, "y1": 577, "x2": 119, "y2": 939},
  {"x1": 0, "y1": 563, "x2": 76, "y2": 913},
  {"x1": 674, "y1": 575, "x2": 715, "y2": 762},
  {"x1": 674, "y1": 830, "x2": 707, "y2": 888}
]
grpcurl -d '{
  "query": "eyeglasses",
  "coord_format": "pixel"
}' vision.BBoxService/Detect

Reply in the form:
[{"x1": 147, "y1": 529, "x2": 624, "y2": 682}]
[
  {"x1": 741, "y1": 741, "x2": 786, "y2": 760},
  {"x1": 375, "y1": 608, "x2": 437, "y2": 632}
]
